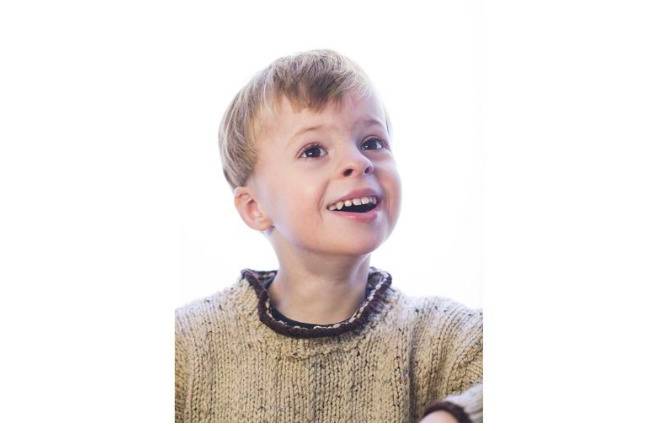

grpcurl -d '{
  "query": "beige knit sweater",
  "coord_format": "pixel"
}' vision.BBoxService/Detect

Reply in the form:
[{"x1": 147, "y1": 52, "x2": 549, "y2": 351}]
[{"x1": 175, "y1": 267, "x2": 483, "y2": 423}]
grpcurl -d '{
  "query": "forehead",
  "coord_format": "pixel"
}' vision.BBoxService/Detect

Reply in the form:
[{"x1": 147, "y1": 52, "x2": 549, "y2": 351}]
[{"x1": 254, "y1": 91, "x2": 386, "y2": 144}]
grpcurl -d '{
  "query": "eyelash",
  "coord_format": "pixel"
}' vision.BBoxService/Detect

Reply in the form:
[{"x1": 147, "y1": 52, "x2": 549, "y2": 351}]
[{"x1": 299, "y1": 137, "x2": 388, "y2": 159}]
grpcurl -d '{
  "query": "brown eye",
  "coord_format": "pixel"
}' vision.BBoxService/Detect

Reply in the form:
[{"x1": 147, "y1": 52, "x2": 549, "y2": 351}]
[
  {"x1": 361, "y1": 138, "x2": 386, "y2": 151},
  {"x1": 300, "y1": 144, "x2": 326, "y2": 158}
]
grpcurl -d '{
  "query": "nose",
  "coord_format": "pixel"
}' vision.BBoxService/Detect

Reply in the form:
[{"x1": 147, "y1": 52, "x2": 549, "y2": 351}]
[{"x1": 340, "y1": 146, "x2": 374, "y2": 178}]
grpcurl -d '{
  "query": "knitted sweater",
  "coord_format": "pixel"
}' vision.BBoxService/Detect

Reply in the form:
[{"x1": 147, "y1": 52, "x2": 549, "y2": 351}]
[{"x1": 175, "y1": 267, "x2": 483, "y2": 423}]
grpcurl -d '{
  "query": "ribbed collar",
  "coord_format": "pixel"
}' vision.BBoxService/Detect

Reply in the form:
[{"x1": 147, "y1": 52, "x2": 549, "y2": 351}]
[{"x1": 240, "y1": 266, "x2": 393, "y2": 339}]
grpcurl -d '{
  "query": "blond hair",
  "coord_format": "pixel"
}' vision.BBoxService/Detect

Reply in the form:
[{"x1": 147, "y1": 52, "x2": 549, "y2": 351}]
[{"x1": 218, "y1": 49, "x2": 383, "y2": 190}]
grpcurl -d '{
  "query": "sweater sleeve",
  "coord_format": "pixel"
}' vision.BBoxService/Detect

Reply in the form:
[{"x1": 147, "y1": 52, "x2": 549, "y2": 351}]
[
  {"x1": 421, "y1": 308, "x2": 483, "y2": 423},
  {"x1": 175, "y1": 312, "x2": 188, "y2": 423}
]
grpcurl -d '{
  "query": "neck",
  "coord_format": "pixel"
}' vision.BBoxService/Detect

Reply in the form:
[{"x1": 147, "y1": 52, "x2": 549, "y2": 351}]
[{"x1": 268, "y1": 251, "x2": 372, "y2": 325}]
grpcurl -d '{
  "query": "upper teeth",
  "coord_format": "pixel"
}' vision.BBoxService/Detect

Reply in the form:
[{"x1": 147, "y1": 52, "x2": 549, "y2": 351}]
[{"x1": 328, "y1": 196, "x2": 377, "y2": 211}]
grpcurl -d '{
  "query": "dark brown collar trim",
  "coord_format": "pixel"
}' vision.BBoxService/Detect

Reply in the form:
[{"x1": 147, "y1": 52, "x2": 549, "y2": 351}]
[{"x1": 241, "y1": 267, "x2": 393, "y2": 339}]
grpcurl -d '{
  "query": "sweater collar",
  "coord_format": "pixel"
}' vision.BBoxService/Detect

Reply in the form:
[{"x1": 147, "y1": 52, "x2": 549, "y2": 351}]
[{"x1": 241, "y1": 267, "x2": 393, "y2": 339}]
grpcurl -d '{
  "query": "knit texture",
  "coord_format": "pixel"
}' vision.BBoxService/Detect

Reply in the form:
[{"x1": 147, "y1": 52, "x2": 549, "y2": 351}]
[{"x1": 175, "y1": 267, "x2": 483, "y2": 423}]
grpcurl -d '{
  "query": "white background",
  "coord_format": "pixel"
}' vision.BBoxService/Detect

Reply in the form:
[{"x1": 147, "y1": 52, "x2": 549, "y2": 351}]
[{"x1": 1, "y1": 1, "x2": 649, "y2": 429}]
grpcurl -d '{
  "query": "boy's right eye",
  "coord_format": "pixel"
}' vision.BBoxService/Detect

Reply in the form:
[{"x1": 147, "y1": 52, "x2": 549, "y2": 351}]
[{"x1": 299, "y1": 144, "x2": 327, "y2": 159}]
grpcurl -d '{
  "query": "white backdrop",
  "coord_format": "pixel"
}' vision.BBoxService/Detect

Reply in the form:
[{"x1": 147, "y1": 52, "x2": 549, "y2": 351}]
[{"x1": 178, "y1": 1, "x2": 483, "y2": 308}]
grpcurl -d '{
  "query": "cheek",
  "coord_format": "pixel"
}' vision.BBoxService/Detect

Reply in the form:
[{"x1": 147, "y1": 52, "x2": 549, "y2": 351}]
[
  {"x1": 392, "y1": 172, "x2": 402, "y2": 213},
  {"x1": 379, "y1": 164, "x2": 402, "y2": 215},
  {"x1": 276, "y1": 192, "x2": 323, "y2": 229}
]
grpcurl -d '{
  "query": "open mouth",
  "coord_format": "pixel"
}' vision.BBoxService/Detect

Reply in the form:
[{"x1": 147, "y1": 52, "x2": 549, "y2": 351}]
[
  {"x1": 327, "y1": 196, "x2": 380, "y2": 213},
  {"x1": 334, "y1": 202, "x2": 377, "y2": 213}
]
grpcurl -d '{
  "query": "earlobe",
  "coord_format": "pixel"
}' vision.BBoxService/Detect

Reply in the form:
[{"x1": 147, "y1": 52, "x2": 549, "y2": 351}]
[{"x1": 233, "y1": 186, "x2": 273, "y2": 232}]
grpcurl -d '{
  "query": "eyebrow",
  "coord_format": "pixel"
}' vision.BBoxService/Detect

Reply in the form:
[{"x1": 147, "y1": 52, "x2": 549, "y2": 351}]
[{"x1": 287, "y1": 118, "x2": 385, "y2": 148}]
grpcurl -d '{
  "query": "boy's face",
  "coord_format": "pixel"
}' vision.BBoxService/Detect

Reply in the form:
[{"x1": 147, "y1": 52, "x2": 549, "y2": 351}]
[{"x1": 238, "y1": 90, "x2": 401, "y2": 258}]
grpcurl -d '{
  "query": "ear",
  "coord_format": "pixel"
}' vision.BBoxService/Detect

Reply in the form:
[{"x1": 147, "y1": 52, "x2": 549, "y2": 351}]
[{"x1": 233, "y1": 186, "x2": 273, "y2": 232}]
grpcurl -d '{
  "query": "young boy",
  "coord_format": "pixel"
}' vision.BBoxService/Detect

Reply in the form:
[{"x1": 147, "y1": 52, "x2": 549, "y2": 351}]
[{"x1": 175, "y1": 50, "x2": 482, "y2": 423}]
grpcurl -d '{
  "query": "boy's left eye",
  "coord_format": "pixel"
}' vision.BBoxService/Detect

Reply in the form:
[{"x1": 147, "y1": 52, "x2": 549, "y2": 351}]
[{"x1": 361, "y1": 137, "x2": 386, "y2": 150}]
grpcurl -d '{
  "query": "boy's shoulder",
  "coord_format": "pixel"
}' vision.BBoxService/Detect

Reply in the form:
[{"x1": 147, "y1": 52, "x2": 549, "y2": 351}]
[
  {"x1": 175, "y1": 275, "x2": 252, "y2": 333},
  {"x1": 396, "y1": 289, "x2": 481, "y2": 317},
  {"x1": 392, "y1": 289, "x2": 482, "y2": 338}
]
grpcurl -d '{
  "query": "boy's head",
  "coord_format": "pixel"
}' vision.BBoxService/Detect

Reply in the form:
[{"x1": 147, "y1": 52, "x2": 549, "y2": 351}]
[{"x1": 219, "y1": 49, "x2": 401, "y2": 259}]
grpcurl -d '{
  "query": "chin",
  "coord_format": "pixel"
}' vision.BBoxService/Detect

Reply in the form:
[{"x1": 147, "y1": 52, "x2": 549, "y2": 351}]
[{"x1": 335, "y1": 238, "x2": 384, "y2": 256}]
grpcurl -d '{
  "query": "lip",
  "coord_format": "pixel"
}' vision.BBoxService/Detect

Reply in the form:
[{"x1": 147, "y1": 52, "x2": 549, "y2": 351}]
[
  {"x1": 327, "y1": 187, "x2": 383, "y2": 208},
  {"x1": 326, "y1": 187, "x2": 383, "y2": 223},
  {"x1": 328, "y1": 202, "x2": 380, "y2": 222}
]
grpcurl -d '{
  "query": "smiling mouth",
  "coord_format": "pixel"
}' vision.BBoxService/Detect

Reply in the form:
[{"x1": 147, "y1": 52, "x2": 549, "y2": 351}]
[
  {"x1": 333, "y1": 202, "x2": 377, "y2": 213},
  {"x1": 327, "y1": 197, "x2": 380, "y2": 213}
]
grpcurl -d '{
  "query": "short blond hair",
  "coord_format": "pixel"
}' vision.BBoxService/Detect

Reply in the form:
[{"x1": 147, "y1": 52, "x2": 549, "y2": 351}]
[{"x1": 218, "y1": 49, "x2": 383, "y2": 190}]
